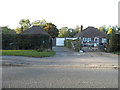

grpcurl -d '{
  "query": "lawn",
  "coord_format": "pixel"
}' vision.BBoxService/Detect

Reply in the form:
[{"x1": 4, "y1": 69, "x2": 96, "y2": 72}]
[{"x1": 1, "y1": 50, "x2": 55, "y2": 57}]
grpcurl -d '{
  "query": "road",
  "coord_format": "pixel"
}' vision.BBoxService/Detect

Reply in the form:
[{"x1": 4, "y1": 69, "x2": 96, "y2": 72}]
[{"x1": 2, "y1": 47, "x2": 118, "y2": 88}]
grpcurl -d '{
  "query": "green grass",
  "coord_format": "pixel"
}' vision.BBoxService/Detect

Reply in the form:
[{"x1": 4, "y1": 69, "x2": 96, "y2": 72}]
[
  {"x1": 113, "y1": 51, "x2": 120, "y2": 55},
  {"x1": 1, "y1": 50, "x2": 55, "y2": 57}
]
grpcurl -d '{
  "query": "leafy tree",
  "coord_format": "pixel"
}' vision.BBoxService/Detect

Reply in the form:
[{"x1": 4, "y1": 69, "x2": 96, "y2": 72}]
[
  {"x1": 19, "y1": 19, "x2": 31, "y2": 28},
  {"x1": 58, "y1": 26, "x2": 80, "y2": 38},
  {"x1": 15, "y1": 19, "x2": 31, "y2": 33},
  {"x1": 43, "y1": 23, "x2": 59, "y2": 38},
  {"x1": 107, "y1": 27, "x2": 113, "y2": 34},
  {"x1": 74, "y1": 25, "x2": 81, "y2": 33},
  {"x1": 1, "y1": 26, "x2": 16, "y2": 34},
  {"x1": 67, "y1": 28, "x2": 74, "y2": 37},
  {"x1": 58, "y1": 27, "x2": 69, "y2": 37},
  {"x1": 107, "y1": 33, "x2": 120, "y2": 52},
  {"x1": 15, "y1": 27, "x2": 21, "y2": 34},
  {"x1": 99, "y1": 26, "x2": 106, "y2": 33},
  {"x1": 32, "y1": 19, "x2": 47, "y2": 27}
]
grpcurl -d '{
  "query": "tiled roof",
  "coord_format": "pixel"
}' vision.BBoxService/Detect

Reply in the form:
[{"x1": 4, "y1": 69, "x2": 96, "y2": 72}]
[{"x1": 75, "y1": 26, "x2": 107, "y2": 38}]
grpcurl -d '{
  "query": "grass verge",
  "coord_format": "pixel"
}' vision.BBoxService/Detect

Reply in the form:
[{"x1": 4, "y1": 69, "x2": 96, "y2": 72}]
[{"x1": 1, "y1": 50, "x2": 55, "y2": 57}]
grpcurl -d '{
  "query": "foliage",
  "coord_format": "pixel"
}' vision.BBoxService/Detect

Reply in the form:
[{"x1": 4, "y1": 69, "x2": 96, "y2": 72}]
[
  {"x1": 58, "y1": 27, "x2": 69, "y2": 37},
  {"x1": 15, "y1": 27, "x2": 21, "y2": 34},
  {"x1": 2, "y1": 34, "x2": 17, "y2": 50},
  {"x1": 113, "y1": 51, "x2": 120, "y2": 55},
  {"x1": 15, "y1": 19, "x2": 31, "y2": 34},
  {"x1": 15, "y1": 19, "x2": 59, "y2": 38},
  {"x1": 1, "y1": 26, "x2": 16, "y2": 50},
  {"x1": 58, "y1": 26, "x2": 80, "y2": 38},
  {"x1": 1, "y1": 26, "x2": 16, "y2": 34},
  {"x1": 99, "y1": 26, "x2": 106, "y2": 33},
  {"x1": 64, "y1": 39, "x2": 81, "y2": 52},
  {"x1": 2, "y1": 34, "x2": 52, "y2": 50},
  {"x1": 107, "y1": 27, "x2": 113, "y2": 34},
  {"x1": 98, "y1": 25, "x2": 120, "y2": 34},
  {"x1": 1, "y1": 50, "x2": 55, "y2": 57},
  {"x1": 107, "y1": 33, "x2": 120, "y2": 52},
  {"x1": 43, "y1": 23, "x2": 59, "y2": 38},
  {"x1": 64, "y1": 39, "x2": 73, "y2": 48},
  {"x1": 32, "y1": 19, "x2": 47, "y2": 27}
]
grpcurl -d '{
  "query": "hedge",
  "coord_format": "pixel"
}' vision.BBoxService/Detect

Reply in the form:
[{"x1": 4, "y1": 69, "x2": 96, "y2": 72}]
[
  {"x1": 107, "y1": 34, "x2": 120, "y2": 52},
  {"x1": 64, "y1": 39, "x2": 81, "y2": 52},
  {"x1": 2, "y1": 34, "x2": 52, "y2": 50}
]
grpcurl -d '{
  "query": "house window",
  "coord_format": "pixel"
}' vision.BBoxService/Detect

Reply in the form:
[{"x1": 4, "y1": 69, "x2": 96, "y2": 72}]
[
  {"x1": 87, "y1": 38, "x2": 91, "y2": 42},
  {"x1": 94, "y1": 37, "x2": 99, "y2": 43}
]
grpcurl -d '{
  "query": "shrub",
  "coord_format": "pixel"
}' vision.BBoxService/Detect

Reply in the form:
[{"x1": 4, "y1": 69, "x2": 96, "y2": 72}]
[
  {"x1": 107, "y1": 34, "x2": 120, "y2": 52},
  {"x1": 64, "y1": 39, "x2": 73, "y2": 48},
  {"x1": 2, "y1": 34, "x2": 52, "y2": 50},
  {"x1": 64, "y1": 39, "x2": 81, "y2": 52},
  {"x1": 2, "y1": 34, "x2": 18, "y2": 50}
]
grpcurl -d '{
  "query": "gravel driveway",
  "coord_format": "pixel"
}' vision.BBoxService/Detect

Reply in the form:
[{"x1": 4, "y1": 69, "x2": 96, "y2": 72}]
[{"x1": 2, "y1": 47, "x2": 118, "y2": 88}]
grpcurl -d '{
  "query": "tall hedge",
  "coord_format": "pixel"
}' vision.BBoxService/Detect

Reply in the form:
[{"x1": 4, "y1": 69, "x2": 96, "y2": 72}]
[
  {"x1": 2, "y1": 34, "x2": 51, "y2": 50},
  {"x1": 2, "y1": 34, "x2": 17, "y2": 50},
  {"x1": 107, "y1": 34, "x2": 120, "y2": 52}
]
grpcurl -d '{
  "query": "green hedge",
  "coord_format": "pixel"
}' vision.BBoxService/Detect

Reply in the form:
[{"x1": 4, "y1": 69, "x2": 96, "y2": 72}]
[
  {"x1": 64, "y1": 39, "x2": 81, "y2": 52},
  {"x1": 2, "y1": 34, "x2": 52, "y2": 50},
  {"x1": 107, "y1": 34, "x2": 120, "y2": 52},
  {"x1": 2, "y1": 34, "x2": 17, "y2": 50},
  {"x1": 64, "y1": 39, "x2": 73, "y2": 48}
]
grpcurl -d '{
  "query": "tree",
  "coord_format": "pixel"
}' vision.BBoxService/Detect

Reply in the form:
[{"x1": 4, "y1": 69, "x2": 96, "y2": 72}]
[
  {"x1": 15, "y1": 27, "x2": 21, "y2": 34},
  {"x1": 32, "y1": 19, "x2": 47, "y2": 27},
  {"x1": 99, "y1": 26, "x2": 106, "y2": 33},
  {"x1": 15, "y1": 19, "x2": 31, "y2": 33},
  {"x1": 43, "y1": 23, "x2": 59, "y2": 38},
  {"x1": 58, "y1": 26, "x2": 80, "y2": 38},
  {"x1": 74, "y1": 25, "x2": 81, "y2": 33},
  {"x1": 58, "y1": 27, "x2": 69, "y2": 37},
  {"x1": 1, "y1": 26, "x2": 16, "y2": 34},
  {"x1": 107, "y1": 33, "x2": 120, "y2": 52},
  {"x1": 19, "y1": 19, "x2": 31, "y2": 28},
  {"x1": 107, "y1": 27, "x2": 113, "y2": 34}
]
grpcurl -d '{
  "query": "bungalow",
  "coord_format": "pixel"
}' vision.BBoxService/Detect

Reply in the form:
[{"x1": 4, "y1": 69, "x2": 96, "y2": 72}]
[
  {"x1": 74, "y1": 26, "x2": 107, "y2": 47},
  {"x1": 20, "y1": 26, "x2": 52, "y2": 50}
]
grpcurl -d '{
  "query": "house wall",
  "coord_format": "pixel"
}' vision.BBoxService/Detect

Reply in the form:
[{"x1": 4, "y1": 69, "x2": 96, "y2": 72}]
[{"x1": 80, "y1": 37, "x2": 106, "y2": 47}]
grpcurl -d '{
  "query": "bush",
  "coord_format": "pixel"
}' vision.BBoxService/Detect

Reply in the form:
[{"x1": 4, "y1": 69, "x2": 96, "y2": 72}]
[
  {"x1": 2, "y1": 34, "x2": 18, "y2": 50},
  {"x1": 64, "y1": 39, "x2": 73, "y2": 48},
  {"x1": 64, "y1": 39, "x2": 81, "y2": 52},
  {"x1": 2, "y1": 34, "x2": 52, "y2": 50},
  {"x1": 107, "y1": 34, "x2": 120, "y2": 52}
]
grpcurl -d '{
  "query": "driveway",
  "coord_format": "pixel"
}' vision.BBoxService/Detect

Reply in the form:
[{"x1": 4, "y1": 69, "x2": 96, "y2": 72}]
[{"x1": 2, "y1": 47, "x2": 118, "y2": 88}]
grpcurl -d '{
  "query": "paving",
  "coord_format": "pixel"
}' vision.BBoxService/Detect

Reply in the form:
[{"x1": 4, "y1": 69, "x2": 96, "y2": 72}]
[{"x1": 2, "y1": 47, "x2": 119, "y2": 88}]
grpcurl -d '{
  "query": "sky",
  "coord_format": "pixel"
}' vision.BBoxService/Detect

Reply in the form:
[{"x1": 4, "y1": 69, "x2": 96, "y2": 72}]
[{"x1": 0, "y1": 0, "x2": 119, "y2": 29}]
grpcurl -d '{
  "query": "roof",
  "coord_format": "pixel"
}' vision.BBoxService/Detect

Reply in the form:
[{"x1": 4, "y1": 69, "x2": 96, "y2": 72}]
[
  {"x1": 74, "y1": 26, "x2": 107, "y2": 38},
  {"x1": 21, "y1": 26, "x2": 50, "y2": 36}
]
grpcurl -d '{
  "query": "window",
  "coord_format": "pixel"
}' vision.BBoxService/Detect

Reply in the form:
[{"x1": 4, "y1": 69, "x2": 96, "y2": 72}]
[{"x1": 102, "y1": 38, "x2": 107, "y2": 43}]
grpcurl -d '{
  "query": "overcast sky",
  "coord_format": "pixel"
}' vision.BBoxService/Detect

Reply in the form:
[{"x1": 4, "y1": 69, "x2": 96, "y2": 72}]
[{"x1": 0, "y1": 0, "x2": 119, "y2": 29}]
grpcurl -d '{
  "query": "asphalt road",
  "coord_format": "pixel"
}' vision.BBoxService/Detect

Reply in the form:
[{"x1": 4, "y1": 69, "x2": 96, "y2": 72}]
[{"x1": 2, "y1": 47, "x2": 118, "y2": 88}]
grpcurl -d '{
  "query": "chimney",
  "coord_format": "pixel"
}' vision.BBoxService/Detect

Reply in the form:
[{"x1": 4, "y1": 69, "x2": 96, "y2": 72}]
[{"x1": 81, "y1": 25, "x2": 83, "y2": 32}]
